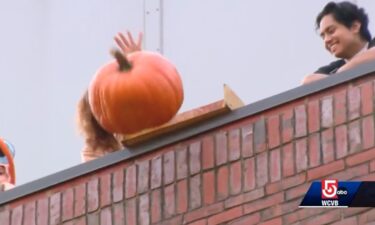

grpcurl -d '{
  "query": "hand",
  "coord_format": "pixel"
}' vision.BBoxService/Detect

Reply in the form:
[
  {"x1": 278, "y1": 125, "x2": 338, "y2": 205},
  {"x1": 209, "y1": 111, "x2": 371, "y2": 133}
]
[
  {"x1": 0, "y1": 182, "x2": 15, "y2": 191},
  {"x1": 301, "y1": 73, "x2": 328, "y2": 85},
  {"x1": 114, "y1": 31, "x2": 143, "y2": 55}
]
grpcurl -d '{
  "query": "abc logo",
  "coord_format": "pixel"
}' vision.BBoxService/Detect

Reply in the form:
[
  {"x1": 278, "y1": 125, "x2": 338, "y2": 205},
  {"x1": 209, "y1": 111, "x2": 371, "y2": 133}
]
[{"x1": 337, "y1": 187, "x2": 348, "y2": 196}]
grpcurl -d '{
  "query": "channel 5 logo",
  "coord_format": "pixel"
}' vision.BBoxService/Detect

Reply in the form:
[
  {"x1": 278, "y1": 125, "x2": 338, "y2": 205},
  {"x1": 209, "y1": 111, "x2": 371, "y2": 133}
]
[
  {"x1": 321, "y1": 179, "x2": 348, "y2": 199},
  {"x1": 321, "y1": 179, "x2": 338, "y2": 199}
]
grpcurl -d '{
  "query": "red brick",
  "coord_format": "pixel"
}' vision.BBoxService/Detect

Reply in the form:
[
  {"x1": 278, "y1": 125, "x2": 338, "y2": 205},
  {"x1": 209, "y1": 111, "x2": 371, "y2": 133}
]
[
  {"x1": 202, "y1": 136, "x2": 215, "y2": 169},
  {"x1": 267, "y1": 115, "x2": 281, "y2": 149},
  {"x1": 50, "y1": 192, "x2": 61, "y2": 225},
  {"x1": 176, "y1": 147, "x2": 188, "y2": 180},
  {"x1": 260, "y1": 204, "x2": 282, "y2": 221},
  {"x1": 242, "y1": 123, "x2": 254, "y2": 158},
  {"x1": 362, "y1": 115, "x2": 375, "y2": 149},
  {"x1": 73, "y1": 217, "x2": 86, "y2": 225},
  {"x1": 183, "y1": 203, "x2": 224, "y2": 224},
  {"x1": 259, "y1": 218, "x2": 282, "y2": 225},
  {"x1": 151, "y1": 189, "x2": 161, "y2": 224},
  {"x1": 343, "y1": 207, "x2": 369, "y2": 218},
  {"x1": 24, "y1": 202, "x2": 36, "y2": 225},
  {"x1": 224, "y1": 188, "x2": 265, "y2": 208},
  {"x1": 321, "y1": 97, "x2": 333, "y2": 128},
  {"x1": 254, "y1": 118, "x2": 267, "y2": 152},
  {"x1": 215, "y1": 131, "x2": 228, "y2": 165},
  {"x1": 177, "y1": 179, "x2": 188, "y2": 213},
  {"x1": 228, "y1": 212, "x2": 261, "y2": 225},
  {"x1": 335, "y1": 125, "x2": 348, "y2": 159},
  {"x1": 358, "y1": 208, "x2": 375, "y2": 224},
  {"x1": 217, "y1": 166, "x2": 229, "y2": 200},
  {"x1": 308, "y1": 133, "x2": 321, "y2": 168},
  {"x1": 87, "y1": 178, "x2": 99, "y2": 213},
  {"x1": 139, "y1": 193, "x2": 150, "y2": 225},
  {"x1": 330, "y1": 217, "x2": 358, "y2": 225},
  {"x1": 361, "y1": 81, "x2": 374, "y2": 115},
  {"x1": 308, "y1": 100, "x2": 320, "y2": 133},
  {"x1": 256, "y1": 151, "x2": 268, "y2": 187},
  {"x1": 243, "y1": 158, "x2": 255, "y2": 191},
  {"x1": 322, "y1": 128, "x2": 334, "y2": 163},
  {"x1": 207, "y1": 206, "x2": 243, "y2": 225},
  {"x1": 164, "y1": 184, "x2": 176, "y2": 218},
  {"x1": 346, "y1": 147, "x2": 375, "y2": 166},
  {"x1": 125, "y1": 165, "x2": 136, "y2": 199},
  {"x1": 160, "y1": 216, "x2": 182, "y2": 225},
  {"x1": 113, "y1": 169, "x2": 124, "y2": 202},
  {"x1": 283, "y1": 208, "x2": 325, "y2": 224},
  {"x1": 265, "y1": 173, "x2": 306, "y2": 195},
  {"x1": 229, "y1": 129, "x2": 241, "y2": 160},
  {"x1": 37, "y1": 198, "x2": 48, "y2": 225},
  {"x1": 307, "y1": 160, "x2": 345, "y2": 180},
  {"x1": 190, "y1": 141, "x2": 202, "y2": 174},
  {"x1": 11, "y1": 205, "x2": 22, "y2": 225},
  {"x1": 334, "y1": 90, "x2": 347, "y2": 125},
  {"x1": 125, "y1": 198, "x2": 136, "y2": 225},
  {"x1": 270, "y1": 148, "x2": 281, "y2": 182},
  {"x1": 137, "y1": 160, "x2": 150, "y2": 194},
  {"x1": 203, "y1": 171, "x2": 215, "y2": 205},
  {"x1": 243, "y1": 192, "x2": 284, "y2": 214},
  {"x1": 371, "y1": 159, "x2": 375, "y2": 172},
  {"x1": 333, "y1": 163, "x2": 368, "y2": 181},
  {"x1": 0, "y1": 210, "x2": 10, "y2": 225},
  {"x1": 358, "y1": 172, "x2": 375, "y2": 180},
  {"x1": 230, "y1": 161, "x2": 242, "y2": 195},
  {"x1": 302, "y1": 209, "x2": 341, "y2": 225},
  {"x1": 100, "y1": 207, "x2": 112, "y2": 225},
  {"x1": 282, "y1": 109, "x2": 294, "y2": 143},
  {"x1": 295, "y1": 138, "x2": 308, "y2": 172},
  {"x1": 74, "y1": 183, "x2": 86, "y2": 217},
  {"x1": 285, "y1": 183, "x2": 310, "y2": 200},
  {"x1": 282, "y1": 143, "x2": 295, "y2": 177},
  {"x1": 349, "y1": 120, "x2": 362, "y2": 153},
  {"x1": 164, "y1": 151, "x2": 175, "y2": 185},
  {"x1": 349, "y1": 86, "x2": 361, "y2": 120},
  {"x1": 151, "y1": 156, "x2": 162, "y2": 188},
  {"x1": 101, "y1": 173, "x2": 112, "y2": 205},
  {"x1": 62, "y1": 188, "x2": 74, "y2": 221},
  {"x1": 113, "y1": 203, "x2": 125, "y2": 225},
  {"x1": 87, "y1": 212, "x2": 99, "y2": 225},
  {"x1": 295, "y1": 105, "x2": 307, "y2": 137},
  {"x1": 190, "y1": 174, "x2": 202, "y2": 209},
  {"x1": 187, "y1": 219, "x2": 207, "y2": 225}
]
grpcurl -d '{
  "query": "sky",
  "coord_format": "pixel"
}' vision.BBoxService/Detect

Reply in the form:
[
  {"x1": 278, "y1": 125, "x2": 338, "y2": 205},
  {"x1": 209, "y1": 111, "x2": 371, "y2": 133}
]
[{"x1": 0, "y1": 0, "x2": 374, "y2": 185}]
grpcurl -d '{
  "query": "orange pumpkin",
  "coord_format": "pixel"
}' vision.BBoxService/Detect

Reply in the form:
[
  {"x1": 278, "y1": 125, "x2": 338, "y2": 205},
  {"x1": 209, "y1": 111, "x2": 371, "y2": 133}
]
[{"x1": 88, "y1": 50, "x2": 184, "y2": 134}]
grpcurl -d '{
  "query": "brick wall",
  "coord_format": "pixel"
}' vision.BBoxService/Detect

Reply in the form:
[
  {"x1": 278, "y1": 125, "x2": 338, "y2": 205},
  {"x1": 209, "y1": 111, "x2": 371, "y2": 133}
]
[{"x1": 2, "y1": 73, "x2": 375, "y2": 225}]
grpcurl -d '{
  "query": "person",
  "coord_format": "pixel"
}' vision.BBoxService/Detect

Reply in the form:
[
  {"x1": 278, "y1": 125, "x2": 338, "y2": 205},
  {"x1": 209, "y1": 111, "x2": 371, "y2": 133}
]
[
  {"x1": 0, "y1": 139, "x2": 16, "y2": 191},
  {"x1": 302, "y1": 1, "x2": 375, "y2": 84},
  {"x1": 77, "y1": 31, "x2": 143, "y2": 162}
]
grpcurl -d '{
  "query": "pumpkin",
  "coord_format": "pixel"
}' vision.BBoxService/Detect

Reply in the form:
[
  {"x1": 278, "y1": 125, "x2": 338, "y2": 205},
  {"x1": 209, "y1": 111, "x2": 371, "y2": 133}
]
[{"x1": 88, "y1": 50, "x2": 184, "y2": 134}]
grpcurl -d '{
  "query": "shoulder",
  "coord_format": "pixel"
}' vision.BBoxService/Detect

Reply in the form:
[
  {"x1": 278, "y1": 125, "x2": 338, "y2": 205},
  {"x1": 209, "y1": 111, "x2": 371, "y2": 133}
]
[{"x1": 315, "y1": 59, "x2": 346, "y2": 75}]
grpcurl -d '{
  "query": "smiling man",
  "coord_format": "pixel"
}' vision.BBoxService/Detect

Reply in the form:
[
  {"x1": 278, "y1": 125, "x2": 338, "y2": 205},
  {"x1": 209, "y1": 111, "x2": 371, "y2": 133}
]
[{"x1": 302, "y1": 1, "x2": 375, "y2": 84}]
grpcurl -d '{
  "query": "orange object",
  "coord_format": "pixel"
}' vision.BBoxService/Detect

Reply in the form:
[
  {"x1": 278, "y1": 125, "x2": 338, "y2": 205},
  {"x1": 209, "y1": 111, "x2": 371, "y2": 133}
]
[
  {"x1": 89, "y1": 50, "x2": 184, "y2": 134},
  {"x1": 0, "y1": 138, "x2": 16, "y2": 185}
]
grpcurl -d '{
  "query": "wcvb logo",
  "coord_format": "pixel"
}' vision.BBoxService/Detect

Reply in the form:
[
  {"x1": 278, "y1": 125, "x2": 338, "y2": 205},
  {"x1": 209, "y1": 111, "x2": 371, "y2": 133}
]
[{"x1": 321, "y1": 179, "x2": 338, "y2": 199}]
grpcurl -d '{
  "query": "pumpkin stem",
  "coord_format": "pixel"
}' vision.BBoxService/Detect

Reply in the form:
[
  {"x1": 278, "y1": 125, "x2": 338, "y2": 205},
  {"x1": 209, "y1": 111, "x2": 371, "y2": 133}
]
[{"x1": 110, "y1": 49, "x2": 132, "y2": 71}]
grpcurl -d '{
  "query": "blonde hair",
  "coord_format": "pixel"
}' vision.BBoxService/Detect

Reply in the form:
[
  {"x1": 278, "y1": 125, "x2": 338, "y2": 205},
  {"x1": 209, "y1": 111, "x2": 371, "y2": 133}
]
[{"x1": 76, "y1": 91, "x2": 122, "y2": 160}]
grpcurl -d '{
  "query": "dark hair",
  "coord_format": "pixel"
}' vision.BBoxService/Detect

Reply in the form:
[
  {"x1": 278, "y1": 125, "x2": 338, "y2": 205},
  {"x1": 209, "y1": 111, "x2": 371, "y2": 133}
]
[{"x1": 316, "y1": 1, "x2": 371, "y2": 42}]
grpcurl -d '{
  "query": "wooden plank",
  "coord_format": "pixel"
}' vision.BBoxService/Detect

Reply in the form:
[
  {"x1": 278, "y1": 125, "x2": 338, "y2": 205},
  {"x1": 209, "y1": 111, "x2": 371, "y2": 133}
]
[{"x1": 120, "y1": 84, "x2": 244, "y2": 146}]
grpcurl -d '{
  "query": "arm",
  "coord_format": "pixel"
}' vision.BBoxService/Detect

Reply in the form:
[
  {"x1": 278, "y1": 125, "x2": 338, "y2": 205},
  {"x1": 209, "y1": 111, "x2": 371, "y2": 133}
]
[
  {"x1": 301, "y1": 73, "x2": 329, "y2": 85},
  {"x1": 337, "y1": 47, "x2": 375, "y2": 73}
]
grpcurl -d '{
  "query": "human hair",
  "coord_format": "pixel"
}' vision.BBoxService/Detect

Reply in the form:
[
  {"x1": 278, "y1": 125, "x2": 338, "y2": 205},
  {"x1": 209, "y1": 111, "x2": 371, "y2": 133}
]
[
  {"x1": 76, "y1": 90, "x2": 121, "y2": 152},
  {"x1": 316, "y1": 1, "x2": 371, "y2": 42}
]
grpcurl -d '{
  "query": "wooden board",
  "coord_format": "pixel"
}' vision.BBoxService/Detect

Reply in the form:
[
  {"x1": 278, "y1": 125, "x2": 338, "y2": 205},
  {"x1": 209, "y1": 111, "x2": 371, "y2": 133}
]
[{"x1": 119, "y1": 84, "x2": 244, "y2": 146}]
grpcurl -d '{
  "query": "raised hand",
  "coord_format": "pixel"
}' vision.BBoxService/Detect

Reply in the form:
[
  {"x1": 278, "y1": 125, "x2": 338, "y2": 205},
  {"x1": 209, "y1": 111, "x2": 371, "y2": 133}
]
[{"x1": 114, "y1": 31, "x2": 143, "y2": 55}]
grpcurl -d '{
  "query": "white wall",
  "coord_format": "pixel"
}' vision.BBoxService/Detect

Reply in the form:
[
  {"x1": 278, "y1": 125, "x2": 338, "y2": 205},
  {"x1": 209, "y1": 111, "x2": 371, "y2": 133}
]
[{"x1": 0, "y1": 0, "x2": 374, "y2": 185}]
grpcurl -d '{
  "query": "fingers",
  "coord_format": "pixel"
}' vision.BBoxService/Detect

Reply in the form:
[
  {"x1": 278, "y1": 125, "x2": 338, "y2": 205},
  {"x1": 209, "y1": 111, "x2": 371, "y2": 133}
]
[
  {"x1": 137, "y1": 32, "x2": 143, "y2": 48},
  {"x1": 114, "y1": 30, "x2": 143, "y2": 55}
]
